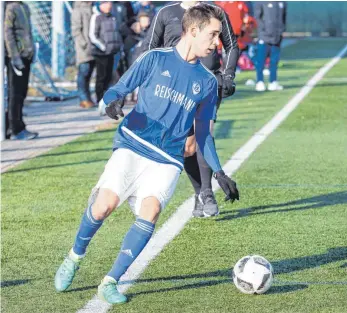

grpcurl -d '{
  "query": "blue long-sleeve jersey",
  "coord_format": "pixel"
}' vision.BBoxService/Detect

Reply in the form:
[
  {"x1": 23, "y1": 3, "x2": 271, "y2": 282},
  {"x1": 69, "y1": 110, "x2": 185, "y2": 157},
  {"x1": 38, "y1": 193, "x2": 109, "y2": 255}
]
[{"x1": 103, "y1": 47, "x2": 222, "y2": 172}]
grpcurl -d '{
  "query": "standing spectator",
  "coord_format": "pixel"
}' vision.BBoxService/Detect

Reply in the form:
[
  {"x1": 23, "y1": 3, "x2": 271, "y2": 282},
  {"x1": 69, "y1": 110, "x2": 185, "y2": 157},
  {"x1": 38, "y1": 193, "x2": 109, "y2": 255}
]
[
  {"x1": 215, "y1": 1, "x2": 249, "y2": 39},
  {"x1": 119, "y1": 11, "x2": 151, "y2": 103},
  {"x1": 4, "y1": 1, "x2": 38, "y2": 140},
  {"x1": 254, "y1": 1, "x2": 286, "y2": 92},
  {"x1": 132, "y1": 1, "x2": 156, "y2": 20},
  {"x1": 120, "y1": 11, "x2": 151, "y2": 67},
  {"x1": 111, "y1": 2, "x2": 128, "y2": 27},
  {"x1": 110, "y1": 1, "x2": 128, "y2": 86},
  {"x1": 89, "y1": 1, "x2": 122, "y2": 104},
  {"x1": 71, "y1": 2, "x2": 95, "y2": 109}
]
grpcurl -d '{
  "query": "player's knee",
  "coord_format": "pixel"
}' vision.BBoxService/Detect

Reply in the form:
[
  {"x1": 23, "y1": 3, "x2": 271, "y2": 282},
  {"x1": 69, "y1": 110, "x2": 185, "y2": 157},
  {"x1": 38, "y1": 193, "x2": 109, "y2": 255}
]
[
  {"x1": 184, "y1": 137, "x2": 196, "y2": 157},
  {"x1": 184, "y1": 143, "x2": 196, "y2": 157},
  {"x1": 92, "y1": 188, "x2": 119, "y2": 220},
  {"x1": 139, "y1": 197, "x2": 161, "y2": 223}
]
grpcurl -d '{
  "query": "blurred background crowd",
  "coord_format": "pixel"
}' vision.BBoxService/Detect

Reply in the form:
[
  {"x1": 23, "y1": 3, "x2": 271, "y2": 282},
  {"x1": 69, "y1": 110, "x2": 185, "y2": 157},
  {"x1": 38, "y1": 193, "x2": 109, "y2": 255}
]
[{"x1": 2, "y1": 1, "x2": 347, "y2": 140}]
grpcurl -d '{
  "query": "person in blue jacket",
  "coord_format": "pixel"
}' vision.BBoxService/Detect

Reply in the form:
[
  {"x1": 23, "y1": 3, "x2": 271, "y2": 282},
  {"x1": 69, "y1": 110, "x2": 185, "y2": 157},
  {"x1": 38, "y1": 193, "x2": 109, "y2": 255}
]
[
  {"x1": 54, "y1": 3, "x2": 239, "y2": 305},
  {"x1": 254, "y1": 1, "x2": 286, "y2": 92}
]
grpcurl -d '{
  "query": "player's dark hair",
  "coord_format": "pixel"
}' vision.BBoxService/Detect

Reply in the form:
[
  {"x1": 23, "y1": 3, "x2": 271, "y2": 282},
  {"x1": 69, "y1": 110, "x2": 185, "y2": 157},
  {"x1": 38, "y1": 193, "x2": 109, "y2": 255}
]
[{"x1": 182, "y1": 3, "x2": 223, "y2": 34}]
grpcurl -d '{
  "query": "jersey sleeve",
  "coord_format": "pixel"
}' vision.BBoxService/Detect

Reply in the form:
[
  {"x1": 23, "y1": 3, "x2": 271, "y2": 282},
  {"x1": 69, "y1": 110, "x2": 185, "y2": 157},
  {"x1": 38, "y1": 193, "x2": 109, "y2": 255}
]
[
  {"x1": 195, "y1": 119, "x2": 222, "y2": 173},
  {"x1": 141, "y1": 6, "x2": 166, "y2": 52},
  {"x1": 195, "y1": 78, "x2": 218, "y2": 121},
  {"x1": 103, "y1": 51, "x2": 158, "y2": 104},
  {"x1": 220, "y1": 9, "x2": 239, "y2": 79}
]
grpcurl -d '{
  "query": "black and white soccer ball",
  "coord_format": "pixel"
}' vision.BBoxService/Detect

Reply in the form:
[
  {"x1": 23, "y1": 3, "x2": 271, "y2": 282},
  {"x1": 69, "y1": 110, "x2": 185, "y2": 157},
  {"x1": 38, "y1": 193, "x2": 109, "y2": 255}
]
[{"x1": 232, "y1": 255, "x2": 274, "y2": 294}]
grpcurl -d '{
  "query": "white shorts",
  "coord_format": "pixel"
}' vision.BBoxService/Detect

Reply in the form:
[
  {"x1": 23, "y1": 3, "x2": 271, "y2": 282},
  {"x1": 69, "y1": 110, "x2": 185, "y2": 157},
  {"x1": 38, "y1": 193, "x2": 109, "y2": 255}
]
[{"x1": 95, "y1": 148, "x2": 181, "y2": 215}]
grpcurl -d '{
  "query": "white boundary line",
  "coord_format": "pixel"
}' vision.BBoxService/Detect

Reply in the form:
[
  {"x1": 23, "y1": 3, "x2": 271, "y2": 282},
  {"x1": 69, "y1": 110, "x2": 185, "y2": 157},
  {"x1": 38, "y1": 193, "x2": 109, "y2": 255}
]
[{"x1": 77, "y1": 44, "x2": 347, "y2": 313}]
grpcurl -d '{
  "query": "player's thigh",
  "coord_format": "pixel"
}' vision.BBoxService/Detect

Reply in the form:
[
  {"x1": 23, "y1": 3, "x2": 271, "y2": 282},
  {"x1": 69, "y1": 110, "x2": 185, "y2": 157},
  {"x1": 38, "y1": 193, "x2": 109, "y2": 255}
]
[
  {"x1": 128, "y1": 161, "x2": 181, "y2": 217},
  {"x1": 94, "y1": 148, "x2": 145, "y2": 215}
]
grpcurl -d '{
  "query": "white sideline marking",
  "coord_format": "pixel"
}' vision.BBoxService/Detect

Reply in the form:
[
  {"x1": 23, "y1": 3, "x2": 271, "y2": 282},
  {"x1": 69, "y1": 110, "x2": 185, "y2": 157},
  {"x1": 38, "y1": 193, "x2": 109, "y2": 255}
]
[{"x1": 77, "y1": 44, "x2": 347, "y2": 313}]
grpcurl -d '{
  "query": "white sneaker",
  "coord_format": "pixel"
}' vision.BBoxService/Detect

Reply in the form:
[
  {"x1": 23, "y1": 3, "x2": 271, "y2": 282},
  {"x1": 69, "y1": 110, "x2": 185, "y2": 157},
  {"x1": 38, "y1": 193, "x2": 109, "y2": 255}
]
[
  {"x1": 98, "y1": 99, "x2": 107, "y2": 116},
  {"x1": 255, "y1": 81, "x2": 266, "y2": 92},
  {"x1": 268, "y1": 81, "x2": 284, "y2": 91},
  {"x1": 245, "y1": 79, "x2": 255, "y2": 86}
]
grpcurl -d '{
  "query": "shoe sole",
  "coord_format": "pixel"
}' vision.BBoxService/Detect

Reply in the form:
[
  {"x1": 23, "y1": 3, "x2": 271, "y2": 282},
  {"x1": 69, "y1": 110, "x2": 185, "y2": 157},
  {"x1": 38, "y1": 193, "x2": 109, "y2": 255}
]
[
  {"x1": 97, "y1": 290, "x2": 127, "y2": 304},
  {"x1": 10, "y1": 135, "x2": 38, "y2": 140},
  {"x1": 192, "y1": 213, "x2": 205, "y2": 218},
  {"x1": 203, "y1": 210, "x2": 220, "y2": 218}
]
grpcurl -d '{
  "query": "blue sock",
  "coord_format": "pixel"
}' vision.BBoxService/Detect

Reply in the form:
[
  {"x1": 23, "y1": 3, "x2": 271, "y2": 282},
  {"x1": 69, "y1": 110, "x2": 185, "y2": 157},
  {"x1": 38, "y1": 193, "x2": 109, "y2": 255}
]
[
  {"x1": 107, "y1": 218, "x2": 155, "y2": 281},
  {"x1": 72, "y1": 204, "x2": 103, "y2": 256}
]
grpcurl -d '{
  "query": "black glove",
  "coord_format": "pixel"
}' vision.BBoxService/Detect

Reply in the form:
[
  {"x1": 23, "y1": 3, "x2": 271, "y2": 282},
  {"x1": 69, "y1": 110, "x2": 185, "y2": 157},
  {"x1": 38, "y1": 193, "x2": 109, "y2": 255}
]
[
  {"x1": 214, "y1": 170, "x2": 239, "y2": 202},
  {"x1": 221, "y1": 74, "x2": 236, "y2": 98},
  {"x1": 105, "y1": 99, "x2": 125, "y2": 120}
]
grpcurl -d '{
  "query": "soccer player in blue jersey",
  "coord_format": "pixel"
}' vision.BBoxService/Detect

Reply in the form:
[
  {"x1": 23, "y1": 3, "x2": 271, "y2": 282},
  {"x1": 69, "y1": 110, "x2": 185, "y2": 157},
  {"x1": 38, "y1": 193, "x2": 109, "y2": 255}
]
[
  {"x1": 141, "y1": 1, "x2": 239, "y2": 218},
  {"x1": 54, "y1": 4, "x2": 239, "y2": 305}
]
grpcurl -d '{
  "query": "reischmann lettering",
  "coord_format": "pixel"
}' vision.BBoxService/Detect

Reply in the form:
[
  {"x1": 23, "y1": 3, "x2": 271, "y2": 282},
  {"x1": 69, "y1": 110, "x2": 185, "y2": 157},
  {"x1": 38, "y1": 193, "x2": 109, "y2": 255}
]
[{"x1": 154, "y1": 84, "x2": 196, "y2": 112}]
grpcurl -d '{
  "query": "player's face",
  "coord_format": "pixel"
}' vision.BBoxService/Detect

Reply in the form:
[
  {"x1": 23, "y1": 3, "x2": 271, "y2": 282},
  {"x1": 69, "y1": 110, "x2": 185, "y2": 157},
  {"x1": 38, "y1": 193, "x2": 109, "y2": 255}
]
[{"x1": 194, "y1": 18, "x2": 221, "y2": 58}]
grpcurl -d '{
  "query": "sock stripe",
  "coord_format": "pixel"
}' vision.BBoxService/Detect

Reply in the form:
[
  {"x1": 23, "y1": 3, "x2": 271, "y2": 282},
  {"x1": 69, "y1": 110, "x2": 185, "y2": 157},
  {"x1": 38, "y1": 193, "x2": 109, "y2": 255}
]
[
  {"x1": 134, "y1": 222, "x2": 154, "y2": 234},
  {"x1": 136, "y1": 218, "x2": 155, "y2": 226},
  {"x1": 135, "y1": 221, "x2": 154, "y2": 231},
  {"x1": 86, "y1": 205, "x2": 102, "y2": 225}
]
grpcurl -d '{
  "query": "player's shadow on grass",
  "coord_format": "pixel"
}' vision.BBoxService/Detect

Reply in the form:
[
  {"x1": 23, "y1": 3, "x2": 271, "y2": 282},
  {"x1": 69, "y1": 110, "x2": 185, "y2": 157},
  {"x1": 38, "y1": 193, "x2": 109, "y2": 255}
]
[
  {"x1": 216, "y1": 191, "x2": 347, "y2": 222},
  {"x1": 1, "y1": 148, "x2": 111, "y2": 163},
  {"x1": 0, "y1": 279, "x2": 31, "y2": 288},
  {"x1": 283, "y1": 81, "x2": 347, "y2": 90},
  {"x1": 125, "y1": 247, "x2": 347, "y2": 299},
  {"x1": 2, "y1": 158, "x2": 109, "y2": 174},
  {"x1": 69, "y1": 248, "x2": 346, "y2": 296},
  {"x1": 125, "y1": 281, "x2": 307, "y2": 300},
  {"x1": 272, "y1": 247, "x2": 347, "y2": 274}
]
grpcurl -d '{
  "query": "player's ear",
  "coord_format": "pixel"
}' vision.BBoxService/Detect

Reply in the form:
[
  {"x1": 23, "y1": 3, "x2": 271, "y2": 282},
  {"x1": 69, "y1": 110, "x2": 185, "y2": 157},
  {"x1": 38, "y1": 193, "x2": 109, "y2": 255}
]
[{"x1": 190, "y1": 25, "x2": 198, "y2": 38}]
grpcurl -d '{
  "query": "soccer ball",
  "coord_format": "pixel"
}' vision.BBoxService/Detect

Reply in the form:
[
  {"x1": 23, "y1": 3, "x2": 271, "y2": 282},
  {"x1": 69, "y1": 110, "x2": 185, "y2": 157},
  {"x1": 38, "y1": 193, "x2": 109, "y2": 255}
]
[{"x1": 232, "y1": 255, "x2": 274, "y2": 294}]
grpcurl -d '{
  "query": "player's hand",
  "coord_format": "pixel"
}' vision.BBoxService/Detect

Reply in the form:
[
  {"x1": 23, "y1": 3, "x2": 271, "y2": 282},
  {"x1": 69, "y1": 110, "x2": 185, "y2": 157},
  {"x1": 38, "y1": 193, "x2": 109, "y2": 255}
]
[
  {"x1": 214, "y1": 170, "x2": 239, "y2": 202},
  {"x1": 221, "y1": 74, "x2": 236, "y2": 98},
  {"x1": 105, "y1": 99, "x2": 124, "y2": 120}
]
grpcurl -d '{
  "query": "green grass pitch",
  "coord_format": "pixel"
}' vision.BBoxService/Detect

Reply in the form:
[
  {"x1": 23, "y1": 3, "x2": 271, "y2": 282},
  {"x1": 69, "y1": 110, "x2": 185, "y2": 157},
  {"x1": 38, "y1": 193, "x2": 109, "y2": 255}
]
[{"x1": 2, "y1": 38, "x2": 347, "y2": 313}]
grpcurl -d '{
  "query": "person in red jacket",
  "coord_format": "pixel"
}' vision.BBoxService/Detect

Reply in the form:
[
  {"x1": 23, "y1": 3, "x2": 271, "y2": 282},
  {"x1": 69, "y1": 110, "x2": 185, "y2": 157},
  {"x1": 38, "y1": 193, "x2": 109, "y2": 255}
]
[{"x1": 215, "y1": 1, "x2": 249, "y2": 39}]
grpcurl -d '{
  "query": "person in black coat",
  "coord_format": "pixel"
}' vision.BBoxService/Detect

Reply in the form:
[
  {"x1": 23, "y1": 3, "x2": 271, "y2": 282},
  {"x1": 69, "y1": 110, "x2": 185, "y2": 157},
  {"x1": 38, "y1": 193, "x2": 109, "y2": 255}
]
[{"x1": 89, "y1": 1, "x2": 122, "y2": 102}]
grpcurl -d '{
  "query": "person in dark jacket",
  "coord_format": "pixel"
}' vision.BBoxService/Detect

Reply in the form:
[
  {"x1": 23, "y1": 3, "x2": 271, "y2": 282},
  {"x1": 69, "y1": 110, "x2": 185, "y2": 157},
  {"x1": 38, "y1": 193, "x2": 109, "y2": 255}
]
[
  {"x1": 141, "y1": 1, "x2": 239, "y2": 218},
  {"x1": 89, "y1": 1, "x2": 122, "y2": 103},
  {"x1": 120, "y1": 11, "x2": 151, "y2": 68},
  {"x1": 254, "y1": 1, "x2": 286, "y2": 92},
  {"x1": 71, "y1": 1, "x2": 95, "y2": 109},
  {"x1": 4, "y1": 1, "x2": 38, "y2": 140}
]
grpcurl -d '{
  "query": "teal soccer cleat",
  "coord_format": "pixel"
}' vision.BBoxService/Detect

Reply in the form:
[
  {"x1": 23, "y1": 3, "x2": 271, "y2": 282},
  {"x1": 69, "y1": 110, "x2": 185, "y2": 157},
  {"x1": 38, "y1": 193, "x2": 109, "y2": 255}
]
[
  {"x1": 98, "y1": 276, "x2": 127, "y2": 304},
  {"x1": 54, "y1": 255, "x2": 80, "y2": 292}
]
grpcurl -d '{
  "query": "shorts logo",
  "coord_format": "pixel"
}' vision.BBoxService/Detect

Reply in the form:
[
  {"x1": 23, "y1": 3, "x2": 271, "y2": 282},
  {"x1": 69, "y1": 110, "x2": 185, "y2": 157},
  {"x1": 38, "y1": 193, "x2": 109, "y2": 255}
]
[{"x1": 192, "y1": 82, "x2": 201, "y2": 95}]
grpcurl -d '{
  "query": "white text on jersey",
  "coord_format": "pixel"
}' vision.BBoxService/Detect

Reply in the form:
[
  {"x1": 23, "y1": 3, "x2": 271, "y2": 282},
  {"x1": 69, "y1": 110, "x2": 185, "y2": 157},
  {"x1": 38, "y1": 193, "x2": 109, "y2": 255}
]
[{"x1": 154, "y1": 84, "x2": 196, "y2": 112}]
